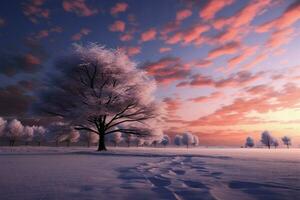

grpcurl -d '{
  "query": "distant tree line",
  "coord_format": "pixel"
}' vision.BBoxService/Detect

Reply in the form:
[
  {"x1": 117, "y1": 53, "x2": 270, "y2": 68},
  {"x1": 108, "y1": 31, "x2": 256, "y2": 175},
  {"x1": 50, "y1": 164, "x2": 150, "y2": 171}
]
[
  {"x1": 245, "y1": 130, "x2": 292, "y2": 149},
  {"x1": 0, "y1": 117, "x2": 203, "y2": 148}
]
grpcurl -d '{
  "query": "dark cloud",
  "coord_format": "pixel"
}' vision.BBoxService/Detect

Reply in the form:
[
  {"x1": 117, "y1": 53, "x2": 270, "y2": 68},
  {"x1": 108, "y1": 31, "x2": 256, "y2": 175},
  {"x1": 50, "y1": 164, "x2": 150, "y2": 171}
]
[
  {"x1": 18, "y1": 79, "x2": 40, "y2": 91},
  {"x1": 0, "y1": 85, "x2": 34, "y2": 117},
  {"x1": 0, "y1": 40, "x2": 47, "y2": 77},
  {"x1": 0, "y1": 52, "x2": 42, "y2": 77},
  {"x1": 0, "y1": 17, "x2": 5, "y2": 27}
]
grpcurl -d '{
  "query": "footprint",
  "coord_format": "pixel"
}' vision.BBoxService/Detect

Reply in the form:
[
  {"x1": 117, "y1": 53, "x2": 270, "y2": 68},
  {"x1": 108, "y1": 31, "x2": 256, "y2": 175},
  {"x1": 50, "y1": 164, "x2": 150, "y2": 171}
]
[
  {"x1": 183, "y1": 180, "x2": 208, "y2": 189},
  {"x1": 210, "y1": 172, "x2": 223, "y2": 179},
  {"x1": 171, "y1": 169, "x2": 186, "y2": 175},
  {"x1": 196, "y1": 168, "x2": 209, "y2": 173},
  {"x1": 182, "y1": 157, "x2": 192, "y2": 163},
  {"x1": 148, "y1": 175, "x2": 171, "y2": 187}
]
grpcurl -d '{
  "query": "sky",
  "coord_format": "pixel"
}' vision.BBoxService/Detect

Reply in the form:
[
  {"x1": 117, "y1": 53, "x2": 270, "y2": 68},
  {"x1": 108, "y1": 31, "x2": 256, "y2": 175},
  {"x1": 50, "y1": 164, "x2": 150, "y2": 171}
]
[{"x1": 1, "y1": 0, "x2": 300, "y2": 146}]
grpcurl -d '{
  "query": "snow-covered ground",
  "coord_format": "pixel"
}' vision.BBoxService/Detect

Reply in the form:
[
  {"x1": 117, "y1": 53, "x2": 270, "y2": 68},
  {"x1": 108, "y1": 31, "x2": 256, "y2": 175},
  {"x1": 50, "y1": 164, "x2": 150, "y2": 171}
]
[{"x1": 0, "y1": 147, "x2": 299, "y2": 200}]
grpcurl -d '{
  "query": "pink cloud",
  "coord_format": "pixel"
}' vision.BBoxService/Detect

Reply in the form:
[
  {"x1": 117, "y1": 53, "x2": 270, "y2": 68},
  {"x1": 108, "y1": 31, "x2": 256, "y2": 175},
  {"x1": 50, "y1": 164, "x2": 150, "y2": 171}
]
[
  {"x1": 110, "y1": 2, "x2": 128, "y2": 15},
  {"x1": 163, "y1": 97, "x2": 181, "y2": 112},
  {"x1": 200, "y1": 0, "x2": 234, "y2": 20},
  {"x1": 165, "y1": 24, "x2": 209, "y2": 46},
  {"x1": 257, "y1": 1, "x2": 300, "y2": 32},
  {"x1": 176, "y1": 9, "x2": 192, "y2": 21},
  {"x1": 24, "y1": 53, "x2": 41, "y2": 65},
  {"x1": 160, "y1": 21, "x2": 180, "y2": 37},
  {"x1": 207, "y1": 42, "x2": 240, "y2": 59},
  {"x1": 215, "y1": 71, "x2": 262, "y2": 88},
  {"x1": 212, "y1": 0, "x2": 271, "y2": 29},
  {"x1": 22, "y1": 0, "x2": 50, "y2": 23},
  {"x1": 243, "y1": 53, "x2": 267, "y2": 70},
  {"x1": 163, "y1": 96, "x2": 183, "y2": 122},
  {"x1": 227, "y1": 46, "x2": 257, "y2": 69},
  {"x1": 189, "y1": 82, "x2": 300, "y2": 127},
  {"x1": 62, "y1": 0, "x2": 98, "y2": 17},
  {"x1": 231, "y1": 0, "x2": 271, "y2": 27},
  {"x1": 183, "y1": 74, "x2": 215, "y2": 88},
  {"x1": 212, "y1": 27, "x2": 250, "y2": 44},
  {"x1": 160, "y1": 8, "x2": 192, "y2": 38},
  {"x1": 29, "y1": 26, "x2": 63, "y2": 40},
  {"x1": 120, "y1": 46, "x2": 141, "y2": 56},
  {"x1": 140, "y1": 28, "x2": 157, "y2": 42},
  {"x1": 119, "y1": 33, "x2": 133, "y2": 41},
  {"x1": 189, "y1": 92, "x2": 223, "y2": 103},
  {"x1": 109, "y1": 20, "x2": 126, "y2": 32},
  {"x1": 142, "y1": 57, "x2": 191, "y2": 84},
  {"x1": 71, "y1": 28, "x2": 91, "y2": 41},
  {"x1": 165, "y1": 32, "x2": 182, "y2": 44},
  {"x1": 177, "y1": 71, "x2": 263, "y2": 88},
  {"x1": 265, "y1": 27, "x2": 295, "y2": 49},
  {"x1": 159, "y1": 47, "x2": 172, "y2": 53},
  {"x1": 191, "y1": 59, "x2": 212, "y2": 68},
  {"x1": 245, "y1": 84, "x2": 273, "y2": 95},
  {"x1": 35, "y1": 30, "x2": 49, "y2": 39}
]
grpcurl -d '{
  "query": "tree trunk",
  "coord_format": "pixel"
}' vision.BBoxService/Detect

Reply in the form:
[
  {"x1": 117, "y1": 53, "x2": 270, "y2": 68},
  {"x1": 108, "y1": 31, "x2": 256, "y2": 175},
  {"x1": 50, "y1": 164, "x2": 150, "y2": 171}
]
[
  {"x1": 87, "y1": 141, "x2": 90, "y2": 148},
  {"x1": 97, "y1": 133, "x2": 107, "y2": 151},
  {"x1": 38, "y1": 142, "x2": 41, "y2": 146}
]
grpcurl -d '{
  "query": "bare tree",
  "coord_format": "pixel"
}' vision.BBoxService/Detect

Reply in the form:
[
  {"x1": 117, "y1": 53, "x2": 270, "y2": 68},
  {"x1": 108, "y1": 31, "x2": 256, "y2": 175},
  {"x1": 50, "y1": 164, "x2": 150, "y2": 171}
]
[
  {"x1": 51, "y1": 125, "x2": 80, "y2": 147},
  {"x1": 81, "y1": 131, "x2": 99, "y2": 147},
  {"x1": 32, "y1": 126, "x2": 46, "y2": 146},
  {"x1": 245, "y1": 136, "x2": 254, "y2": 148},
  {"x1": 273, "y1": 138, "x2": 279, "y2": 149},
  {"x1": 6, "y1": 119, "x2": 24, "y2": 146},
  {"x1": 261, "y1": 131, "x2": 273, "y2": 149},
  {"x1": 174, "y1": 135, "x2": 182, "y2": 147},
  {"x1": 23, "y1": 126, "x2": 34, "y2": 145},
  {"x1": 46, "y1": 122, "x2": 69, "y2": 146},
  {"x1": 136, "y1": 137, "x2": 145, "y2": 147},
  {"x1": 123, "y1": 133, "x2": 135, "y2": 147},
  {"x1": 192, "y1": 135, "x2": 199, "y2": 146},
  {"x1": 281, "y1": 136, "x2": 291, "y2": 148},
  {"x1": 161, "y1": 134, "x2": 170, "y2": 147},
  {"x1": 64, "y1": 130, "x2": 80, "y2": 147},
  {"x1": 109, "y1": 132, "x2": 123, "y2": 147},
  {"x1": 182, "y1": 132, "x2": 194, "y2": 148},
  {"x1": 0, "y1": 117, "x2": 7, "y2": 142},
  {"x1": 36, "y1": 44, "x2": 161, "y2": 151},
  {"x1": 151, "y1": 135, "x2": 162, "y2": 147}
]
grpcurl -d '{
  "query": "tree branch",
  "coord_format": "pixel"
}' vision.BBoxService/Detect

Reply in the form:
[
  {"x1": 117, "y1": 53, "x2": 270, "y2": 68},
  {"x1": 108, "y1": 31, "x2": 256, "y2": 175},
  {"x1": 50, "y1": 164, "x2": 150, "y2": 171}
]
[
  {"x1": 74, "y1": 125, "x2": 99, "y2": 134},
  {"x1": 105, "y1": 128, "x2": 149, "y2": 136}
]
